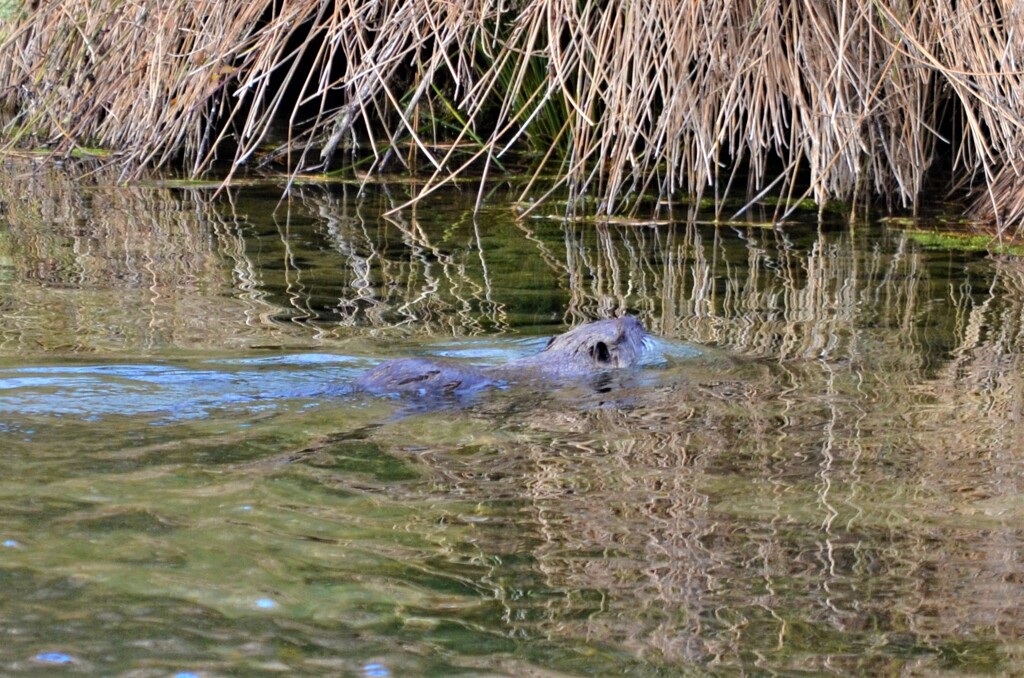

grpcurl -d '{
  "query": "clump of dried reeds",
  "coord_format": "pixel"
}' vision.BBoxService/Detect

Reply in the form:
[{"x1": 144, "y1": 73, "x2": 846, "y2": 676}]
[{"x1": 1, "y1": 1, "x2": 1023, "y2": 228}]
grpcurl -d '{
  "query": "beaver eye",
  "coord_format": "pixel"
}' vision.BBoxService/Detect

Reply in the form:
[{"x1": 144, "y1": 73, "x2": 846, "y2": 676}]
[{"x1": 591, "y1": 341, "x2": 611, "y2": 364}]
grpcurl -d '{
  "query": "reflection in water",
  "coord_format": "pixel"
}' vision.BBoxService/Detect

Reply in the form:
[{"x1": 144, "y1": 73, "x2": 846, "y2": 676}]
[
  {"x1": 0, "y1": 166, "x2": 1022, "y2": 674},
  {"x1": 0, "y1": 355, "x2": 360, "y2": 420}
]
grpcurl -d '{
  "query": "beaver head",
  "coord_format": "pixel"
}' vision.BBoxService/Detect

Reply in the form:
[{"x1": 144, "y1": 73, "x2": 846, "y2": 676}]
[{"x1": 533, "y1": 315, "x2": 648, "y2": 372}]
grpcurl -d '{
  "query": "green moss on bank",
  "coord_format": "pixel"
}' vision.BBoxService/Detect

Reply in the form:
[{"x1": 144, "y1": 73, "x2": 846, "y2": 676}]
[{"x1": 905, "y1": 230, "x2": 1024, "y2": 257}]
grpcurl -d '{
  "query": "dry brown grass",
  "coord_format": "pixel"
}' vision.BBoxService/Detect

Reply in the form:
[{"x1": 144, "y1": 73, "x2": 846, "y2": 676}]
[{"x1": 2, "y1": 1, "x2": 1023, "y2": 227}]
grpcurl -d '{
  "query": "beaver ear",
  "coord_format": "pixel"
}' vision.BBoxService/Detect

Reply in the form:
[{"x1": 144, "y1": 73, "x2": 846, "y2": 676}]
[{"x1": 590, "y1": 341, "x2": 611, "y2": 364}]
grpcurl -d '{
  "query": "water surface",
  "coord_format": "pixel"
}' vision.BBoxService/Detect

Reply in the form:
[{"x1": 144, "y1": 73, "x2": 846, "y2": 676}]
[{"x1": 0, "y1": 169, "x2": 1022, "y2": 675}]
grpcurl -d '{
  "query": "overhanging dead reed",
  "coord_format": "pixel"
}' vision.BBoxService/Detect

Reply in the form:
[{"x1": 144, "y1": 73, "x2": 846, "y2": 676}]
[{"x1": 1, "y1": 1, "x2": 1022, "y2": 228}]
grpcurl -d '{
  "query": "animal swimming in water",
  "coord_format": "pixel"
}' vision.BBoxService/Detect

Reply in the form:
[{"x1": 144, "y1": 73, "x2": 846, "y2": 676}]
[{"x1": 357, "y1": 315, "x2": 650, "y2": 398}]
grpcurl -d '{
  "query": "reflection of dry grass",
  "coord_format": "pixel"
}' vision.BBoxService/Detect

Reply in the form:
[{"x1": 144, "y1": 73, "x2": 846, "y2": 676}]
[
  {"x1": 545, "y1": 219, "x2": 935, "y2": 366},
  {"x1": 2, "y1": 167, "x2": 1019, "y2": 378},
  {"x1": 0, "y1": 170, "x2": 520, "y2": 350},
  {"x1": 0, "y1": 165, "x2": 295, "y2": 352},
  {"x1": 3, "y1": 169, "x2": 1023, "y2": 670},
  {"x1": 920, "y1": 257, "x2": 1024, "y2": 501},
  {"x1": 284, "y1": 185, "x2": 510, "y2": 335},
  {"x1": 383, "y1": 344, "x2": 1023, "y2": 670},
  {"x1": 344, "y1": 211, "x2": 1024, "y2": 669}
]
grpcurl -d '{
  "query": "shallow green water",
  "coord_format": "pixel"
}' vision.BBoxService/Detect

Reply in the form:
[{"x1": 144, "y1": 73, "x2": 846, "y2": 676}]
[{"x1": 1, "y1": 171, "x2": 1023, "y2": 675}]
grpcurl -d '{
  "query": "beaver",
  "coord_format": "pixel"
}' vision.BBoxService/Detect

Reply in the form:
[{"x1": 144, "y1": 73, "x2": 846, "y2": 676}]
[{"x1": 357, "y1": 315, "x2": 649, "y2": 398}]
